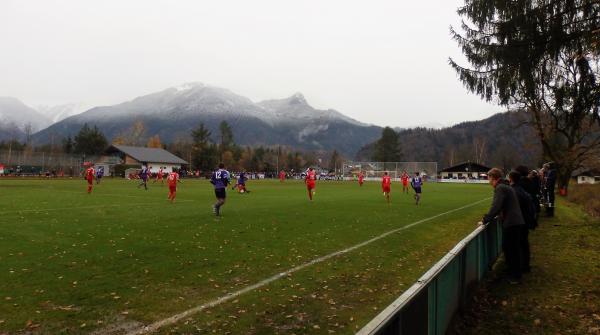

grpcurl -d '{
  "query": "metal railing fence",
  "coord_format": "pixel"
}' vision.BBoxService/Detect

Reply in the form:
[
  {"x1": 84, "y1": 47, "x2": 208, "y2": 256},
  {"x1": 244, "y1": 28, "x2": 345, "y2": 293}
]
[
  {"x1": 358, "y1": 218, "x2": 502, "y2": 335},
  {"x1": 0, "y1": 150, "x2": 100, "y2": 176}
]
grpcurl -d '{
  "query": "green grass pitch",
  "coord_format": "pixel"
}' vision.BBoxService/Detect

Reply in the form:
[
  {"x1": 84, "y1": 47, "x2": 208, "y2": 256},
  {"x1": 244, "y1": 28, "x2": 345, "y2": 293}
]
[{"x1": 0, "y1": 178, "x2": 492, "y2": 334}]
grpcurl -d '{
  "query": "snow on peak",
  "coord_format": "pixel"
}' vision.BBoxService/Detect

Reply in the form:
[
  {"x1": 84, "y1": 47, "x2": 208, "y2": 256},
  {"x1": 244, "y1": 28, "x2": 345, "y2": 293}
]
[
  {"x1": 289, "y1": 93, "x2": 307, "y2": 105},
  {"x1": 174, "y1": 82, "x2": 205, "y2": 92},
  {"x1": 36, "y1": 103, "x2": 90, "y2": 123}
]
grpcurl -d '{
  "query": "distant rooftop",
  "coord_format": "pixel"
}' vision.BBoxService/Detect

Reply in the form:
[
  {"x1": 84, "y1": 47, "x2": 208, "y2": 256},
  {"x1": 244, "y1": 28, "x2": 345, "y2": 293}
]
[
  {"x1": 440, "y1": 162, "x2": 491, "y2": 173},
  {"x1": 107, "y1": 145, "x2": 188, "y2": 164}
]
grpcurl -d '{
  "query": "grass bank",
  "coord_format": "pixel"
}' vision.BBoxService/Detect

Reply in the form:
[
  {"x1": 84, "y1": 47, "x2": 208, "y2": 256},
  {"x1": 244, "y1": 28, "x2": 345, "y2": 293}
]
[{"x1": 452, "y1": 197, "x2": 600, "y2": 334}]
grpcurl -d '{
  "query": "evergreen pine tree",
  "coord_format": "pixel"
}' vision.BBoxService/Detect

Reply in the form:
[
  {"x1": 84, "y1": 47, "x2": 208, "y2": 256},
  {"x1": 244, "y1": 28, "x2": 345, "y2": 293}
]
[
  {"x1": 73, "y1": 124, "x2": 108, "y2": 155},
  {"x1": 372, "y1": 127, "x2": 402, "y2": 162},
  {"x1": 449, "y1": 0, "x2": 600, "y2": 191}
]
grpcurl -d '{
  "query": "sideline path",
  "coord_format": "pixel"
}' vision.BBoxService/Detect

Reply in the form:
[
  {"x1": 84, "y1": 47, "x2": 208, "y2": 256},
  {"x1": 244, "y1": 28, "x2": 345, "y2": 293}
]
[{"x1": 451, "y1": 199, "x2": 600, "y2": 334}]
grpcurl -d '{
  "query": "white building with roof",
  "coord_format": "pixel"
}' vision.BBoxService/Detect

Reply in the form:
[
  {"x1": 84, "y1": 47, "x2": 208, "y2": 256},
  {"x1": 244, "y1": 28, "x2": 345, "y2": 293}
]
[{"x1": 100, "y1": 145, "x2": 188, "y2": 175}]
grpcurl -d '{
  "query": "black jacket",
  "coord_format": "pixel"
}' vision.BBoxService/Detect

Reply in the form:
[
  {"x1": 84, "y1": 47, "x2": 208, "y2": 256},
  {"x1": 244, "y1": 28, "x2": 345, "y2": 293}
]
[
  {"x1": 512, "y1": 184, "x2": 536, "y2": 229},
  {"x1": 483, "y1": 183, "x2": 526, "y2": 228},
  {"x1": 545, "y1": 169, "x2": 557, "y2": 190}
]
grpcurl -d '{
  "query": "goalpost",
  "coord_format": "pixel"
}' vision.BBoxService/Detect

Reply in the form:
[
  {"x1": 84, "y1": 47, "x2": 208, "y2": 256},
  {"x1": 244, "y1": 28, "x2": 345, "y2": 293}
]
[{"x1": 342, "y1": 161, "x2": 438, "y2": 182}]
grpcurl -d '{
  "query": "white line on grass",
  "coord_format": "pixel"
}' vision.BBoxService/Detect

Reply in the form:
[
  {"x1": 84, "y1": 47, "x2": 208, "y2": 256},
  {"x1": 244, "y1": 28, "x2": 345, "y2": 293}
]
[{"x1": 122, "y1": 197, "x2": 491, "y2": 335}]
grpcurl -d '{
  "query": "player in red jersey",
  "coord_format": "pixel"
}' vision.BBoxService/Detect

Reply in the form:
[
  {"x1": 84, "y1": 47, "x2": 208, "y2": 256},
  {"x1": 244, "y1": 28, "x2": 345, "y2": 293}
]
[
  {"x1": 305, "y1": 167, "x2": 317, "y2": 200},
  {"x1": 401, "y1": 171, "x2": 410, "y2": 193},
  {"x1": 279, "y1": 170, "x2": 286, "y2": 182},
  {"x1": 167, "y1": 169, "x2": 182, "y2": 203},
  {"x1": 154, "y1": 166, "x2": 165, "y2": 184},
  {"x1": 358, "y1": 171, "x2": 364, "y2": 187},
  {"x1": 382, "y1": 171, "x2": 392, "y2": 204},
  {"x1": 85, "y1": 164, "x2": 95, "y2": 194}
]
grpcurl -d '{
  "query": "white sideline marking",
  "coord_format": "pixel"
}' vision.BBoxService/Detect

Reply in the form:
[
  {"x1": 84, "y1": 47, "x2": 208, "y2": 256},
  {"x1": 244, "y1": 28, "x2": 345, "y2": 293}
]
[{"x1": 123, "y1": 197, "x2": 491, "y2": 335}]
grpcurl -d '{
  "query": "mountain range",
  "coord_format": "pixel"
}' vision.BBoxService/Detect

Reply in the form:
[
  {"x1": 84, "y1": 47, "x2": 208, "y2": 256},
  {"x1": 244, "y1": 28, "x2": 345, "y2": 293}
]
[
  {"x1": 31, "y1": 83, "x2": 382, "y2": 156},
  {"x1": 0, "y1": 97, "x2": 52, "y2": 141},
  {"x1": 356, "y1": 110, "x2": 542, "y2": 170},
  {"x1": 2, "y1": 83, "x2": 544, "y2": 167}
]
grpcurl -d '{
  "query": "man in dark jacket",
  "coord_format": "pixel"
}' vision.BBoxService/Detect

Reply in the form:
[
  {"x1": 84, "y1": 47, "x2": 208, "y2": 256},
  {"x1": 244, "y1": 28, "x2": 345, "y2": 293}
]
[
  {"x1": 509, "y1": 171, "x2": 535, "y2": 273},
  {"x1": 544, "y1": 162, "x2": 557, "y2": 216},
  {"x1": 528, "y1": 170, "x2": 542, "y2": 216},
  {"x1": 515, "y1": 165, "x2": 540, "y2": 228},
  {"x1": 481, "y1": 168, "x2": 525, "y2": 282}
]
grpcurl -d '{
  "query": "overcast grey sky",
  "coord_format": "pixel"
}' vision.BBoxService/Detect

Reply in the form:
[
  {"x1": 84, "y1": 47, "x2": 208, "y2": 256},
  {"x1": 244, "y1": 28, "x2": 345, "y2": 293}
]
[{"x1": 0, "y1": 0, "x2": 502, "y2": 128}]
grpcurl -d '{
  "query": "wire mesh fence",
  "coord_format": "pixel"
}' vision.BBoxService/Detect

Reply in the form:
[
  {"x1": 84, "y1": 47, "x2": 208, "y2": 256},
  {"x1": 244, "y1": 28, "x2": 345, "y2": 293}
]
[
  {"x1": 342, "y1": 161, "x2": 438, "y2": 181},
  {"x1": 0, "y1": 150, "x2": 99, "y2": 176}
]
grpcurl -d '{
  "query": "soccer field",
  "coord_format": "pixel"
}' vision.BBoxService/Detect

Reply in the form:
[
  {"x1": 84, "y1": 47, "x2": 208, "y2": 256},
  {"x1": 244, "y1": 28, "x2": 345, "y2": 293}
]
[{"x1": 0, "y1": 178, "x2": 491, "y2": 334}]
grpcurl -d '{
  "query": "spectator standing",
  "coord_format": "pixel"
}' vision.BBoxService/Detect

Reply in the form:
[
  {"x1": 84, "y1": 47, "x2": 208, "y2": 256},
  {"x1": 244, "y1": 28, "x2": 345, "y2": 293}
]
[
  {"x1": 515, "y1": 165, "x2": 539, "y2": 228},
  {"x1": 509, "y1": 171, "x2": 535, "y2": 273},
  {"x1": 543, "y1": 162, "x2": 557, "y2": 216},
  {"x1": 481, "y1": 168, "x2": 525, "y2": 283},
  {"x1": 528, "y1": 170, "x2": 542, "y2": 217}
]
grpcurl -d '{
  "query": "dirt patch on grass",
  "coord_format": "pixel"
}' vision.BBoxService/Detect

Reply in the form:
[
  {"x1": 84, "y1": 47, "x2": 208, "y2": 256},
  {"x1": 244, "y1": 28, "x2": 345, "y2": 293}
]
[{"x1": 89, "y1": 317, "x2": 144, "y2": 335}]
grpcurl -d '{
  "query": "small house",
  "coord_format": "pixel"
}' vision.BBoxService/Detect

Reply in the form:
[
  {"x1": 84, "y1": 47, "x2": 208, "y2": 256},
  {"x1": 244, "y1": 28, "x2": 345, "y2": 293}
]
[
  {"x1": 439, "y1": 162, "x2": 491, "y2": 180},
  {"x1": 575, "y1": 169, "x2": 600, "y2": 185},
  {"x1": 100, "y1": 145, "x2": 188, "y2": 174}
]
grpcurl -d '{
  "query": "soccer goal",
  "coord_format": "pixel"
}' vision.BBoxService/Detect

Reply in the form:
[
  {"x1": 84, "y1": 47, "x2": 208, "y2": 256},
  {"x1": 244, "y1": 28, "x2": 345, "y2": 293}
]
[{"x1": 342, "y1": 161, "x2": 438, "y2": 182}]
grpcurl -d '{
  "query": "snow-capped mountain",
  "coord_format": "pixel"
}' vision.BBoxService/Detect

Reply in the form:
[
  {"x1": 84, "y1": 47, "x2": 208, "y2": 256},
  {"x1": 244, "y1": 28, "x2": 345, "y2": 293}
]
[
  {"x1": 0, "y1": 97, "x2": 52, "y2": 140},
  {"x1": 258, "y1": 93, "x2": 365, "y2": 126},
  {"x1": 33, "y1": 83, "x2": 382, "y2": 156},
  {"x1": 36, "y1": 103, "x2": 89, "y2": 123}
]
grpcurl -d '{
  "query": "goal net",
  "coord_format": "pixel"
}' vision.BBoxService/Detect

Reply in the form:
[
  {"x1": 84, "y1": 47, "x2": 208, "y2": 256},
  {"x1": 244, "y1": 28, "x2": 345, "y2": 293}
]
[{"x1": 342, "y1": 161, "x2": 438, "y2": 182}]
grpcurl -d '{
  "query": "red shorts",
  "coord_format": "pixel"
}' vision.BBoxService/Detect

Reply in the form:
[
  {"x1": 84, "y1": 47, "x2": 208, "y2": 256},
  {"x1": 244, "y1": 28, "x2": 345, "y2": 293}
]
[
  {"x1": 307, "y1": 182, "x2": 315, "y2": 190},
  {"x1": 87, "y1": 178, "x2": 93, "y2": 185},
  {"x1": 383, "y1": 186, "x2": 391, "y2": 193},
  {"x1": 169, "y1": 185, "x2": 176, "y2": 193},
  {"x1": 402, "y1": 181, "x2": 408, "y2": 186}
]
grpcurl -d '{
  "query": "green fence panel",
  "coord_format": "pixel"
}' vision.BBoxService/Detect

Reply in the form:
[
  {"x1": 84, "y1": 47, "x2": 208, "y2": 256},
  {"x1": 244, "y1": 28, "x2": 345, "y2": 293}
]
[
  {"x1": 433, "y1": 257, "x2": 461, "y2": 335},
  {"x1": 358, "y1": 219, "x2": 503, "y2": 335}
]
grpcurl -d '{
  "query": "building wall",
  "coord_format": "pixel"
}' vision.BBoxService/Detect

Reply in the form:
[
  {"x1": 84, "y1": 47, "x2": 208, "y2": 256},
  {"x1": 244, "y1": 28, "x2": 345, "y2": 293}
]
[
  {"x1": 124, "y1": 155, "x2": 139, "y2": 165},
  {"x1": 98, "y1": 155, "x2": 123, "y2": 165},
  {"x1": 440, "y1": 171, "x2": 481, "y2": 179},
  {"x1": 146, "y1": 164, "x2": 181, "y2": 174},
  {"x1": 577, "y1": 176, "x2": 599, "y2": 184}
]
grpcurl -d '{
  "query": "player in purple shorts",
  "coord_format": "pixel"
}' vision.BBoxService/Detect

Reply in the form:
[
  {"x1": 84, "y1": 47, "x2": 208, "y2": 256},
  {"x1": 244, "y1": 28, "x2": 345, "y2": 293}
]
[
  {"x1": 411, "y1": 172, "x2": 423, "y2": 205},
  {"x1": 138, "y1": 165, "x2": 150, "y2": 190},
  {"x1": 210, "y1": 163, "x2": 231, "y2": 216}
]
